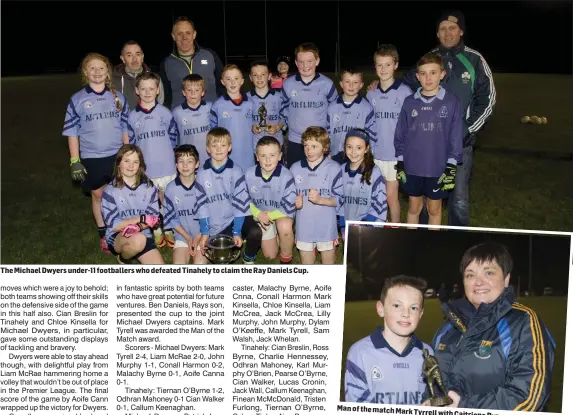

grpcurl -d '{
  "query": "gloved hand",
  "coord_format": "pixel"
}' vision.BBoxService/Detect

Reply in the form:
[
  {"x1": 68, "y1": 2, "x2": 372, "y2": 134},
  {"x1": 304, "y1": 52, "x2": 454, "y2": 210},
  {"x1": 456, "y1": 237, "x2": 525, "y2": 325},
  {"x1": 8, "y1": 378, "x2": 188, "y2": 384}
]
[
  {"x1": 395, "y1": 161, "x2": 406, "y2": 184},
  {"x1": 121, "y1": 223, "x2": 142, "y2": 237},
  {"x1": 70, "y1": 157, "x2": 87, "y2": 181},
  {"x1": 140, "y1": 215, "x2": 159, "y2": 228},
  {"x1": 438, "y1": 163, "x2": 457, "y2": 191}
]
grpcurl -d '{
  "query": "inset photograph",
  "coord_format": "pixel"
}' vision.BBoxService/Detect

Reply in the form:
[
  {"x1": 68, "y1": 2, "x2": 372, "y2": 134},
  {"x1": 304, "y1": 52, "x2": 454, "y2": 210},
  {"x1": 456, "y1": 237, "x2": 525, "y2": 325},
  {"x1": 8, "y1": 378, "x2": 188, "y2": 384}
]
[{"x1": 341, "y1": 224, "x2": 571, "y2": 412}]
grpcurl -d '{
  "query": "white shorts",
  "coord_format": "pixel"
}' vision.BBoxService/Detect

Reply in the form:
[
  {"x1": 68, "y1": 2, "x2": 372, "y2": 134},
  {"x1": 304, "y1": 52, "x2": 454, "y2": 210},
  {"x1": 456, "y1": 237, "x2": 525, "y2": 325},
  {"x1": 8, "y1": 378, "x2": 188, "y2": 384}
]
[
  {"x1": 151, "y1": 174, "x2": 177, "y2": 192},
  {"x1": 173, "y1": 240, "x2": 188, "y2": 249},
  {"x1": 259, "y1": 222, "x2": 277, "y2": 241},
  {"x1": 296, "y1": 240, "x2": 335, "y2": 252},
  {"x1": 374, "y1": 159, "x2": 397, "y2": 182}
]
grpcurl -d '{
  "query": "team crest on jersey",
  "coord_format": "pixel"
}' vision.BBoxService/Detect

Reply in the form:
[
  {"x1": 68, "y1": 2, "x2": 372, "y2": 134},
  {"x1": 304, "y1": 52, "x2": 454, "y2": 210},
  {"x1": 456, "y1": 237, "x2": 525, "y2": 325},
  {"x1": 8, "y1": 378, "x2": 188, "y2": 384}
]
[
  {"x1": 182, "y1": 118, "x2": 188, "y2": 125},
  {"x1": 474, "y1": 340, "x2": 493, "y2": 359},
  {"x1": 222, "y1": 112, "x2": 230, "y2": 119},
  {"x1": 245, "y1": 110, "x2": 252, "y2": 119},
  {"x1": 175, "y1": 197, "x2": 181, "y2": 204},
  {"x1": 295, "y1": 175, "x2": 303, "y2": 184},
  {"x1": 84, "y1": 101, "x2": 93, "y2": 109},
  {"x1": 204, "y1": 180, "x2": 212, "y2": 189},
  {"x1": 251, "y1": 185, "x2": 258, "y2": 193},
  {"x1": 371, "y1": 98, "x2": 376, "y2": 106},
  {"x1": 135, "y1": 122, "x2": 141, "y2": 129},
  {"x1": 119, "y1": 197, "x2": 125, "y2": 204},
  {"x1": 371, "y1": 366, "x2": 383, "y2": 380},
  {"x1": 448, "y1": 62, "x2": 453, "y2": 70},
  {"x1": 437, "y1": 343, "x2": 447, "y2": 351},
  {"x1": 438, "y1": 106, "x2": 448, "y2": 118},
  {"x1": 333, "y1": 114, "x2": 340, "y2": 123},
  {"x1": 291, "y1": 90, "x2": 298, "y2": 97},
  {"x1": 462, "y1": 71, "x2": 471, "y2": 83},
  {"x1": 411, "y1": 109, "x2": 418, "y2": 117},
  {"x1": 159, "y1": 117, "x2": 167, "y2": 128},
  {"x1": 394, "y1": 97, "x2": 401, "y2": 107}
]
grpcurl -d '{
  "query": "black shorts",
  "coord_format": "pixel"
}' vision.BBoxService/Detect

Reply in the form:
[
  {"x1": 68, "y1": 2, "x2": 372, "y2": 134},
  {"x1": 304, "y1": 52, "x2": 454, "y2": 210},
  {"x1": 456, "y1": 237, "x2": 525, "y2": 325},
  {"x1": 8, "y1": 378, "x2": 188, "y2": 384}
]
[
  {"x1": 402, "y1": 175, "x2": 450, "y2": 200},
  {"x1": 109, "y1": 233, "x2": 158, "y2": 261},
  {"x1": 82, "y1": 154, "x2": 116, "y2": 192}
]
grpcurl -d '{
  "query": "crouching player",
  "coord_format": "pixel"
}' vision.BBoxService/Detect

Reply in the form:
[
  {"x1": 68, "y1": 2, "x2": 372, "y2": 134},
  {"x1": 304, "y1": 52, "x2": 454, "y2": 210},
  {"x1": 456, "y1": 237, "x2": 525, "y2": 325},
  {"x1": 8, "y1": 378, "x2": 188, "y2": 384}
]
[
  {"x1": 338, "y1": 129, "x2": 388, "y2": 237},
  {"x1": 345, "y1": 275, "x2": 432, "y2": 404},
  {"x1": 101, "y1": 144, "x2": 164, "y2": 264},
  {"x1": 291, "y1": 127, "x2": 343, "y2": 265},
  {"x1": 244, "y1": 136, "x2": 297, "y2": 264},
  {"x1": 163, "y1": 145, "x2": 207, "y2": 264}
]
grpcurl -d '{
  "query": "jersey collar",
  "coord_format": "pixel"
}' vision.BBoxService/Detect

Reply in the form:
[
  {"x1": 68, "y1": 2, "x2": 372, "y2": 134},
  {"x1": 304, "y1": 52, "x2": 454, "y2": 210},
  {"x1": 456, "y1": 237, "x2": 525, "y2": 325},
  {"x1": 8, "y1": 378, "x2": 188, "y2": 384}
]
[
  {"x1": 300, "y1": 157, "x2": 326, "y2": 171},
  {"x1": 295, "y1": 72, "x2": 320, "y2": 86},
  {"x1": 250, "y1": 89, "x2": 275, "y2": 99},
  {"x1": 336, "y1": 95, "x2": 363, "y2": 108},
  {"x1": 370, "y1": 326, "x2": 424, "y2": 357},
  {"x1": 414, "y1": 86, "x2": 446, "y2": 102},
  {"x1": 223, "y1": 91, "x2": 249, "y2": 106},
  {"x1": 182, "y1": 100, "x2": 206, "y2": 111},
  {"x1": 175, "y1": 175, "x2": 196, "y2": 191},
  {"x1": 344, "y1": 161, "x2": 363, "y2": 177},
  {"x1": 136, "y1": 102, "x2": 158, "y2": 113},
  {"x1": 85, "y1": 85, "x2": 109, "y2": 95},
  {"x1": 255, "y1": 164, "x2": 282, "y2": 182},
  {"x1": 377, "y1": 79, "x2": 402, "y2": 94},
  {"x1": 204, "y1": 158, "x2": 234, "y2": 173}
]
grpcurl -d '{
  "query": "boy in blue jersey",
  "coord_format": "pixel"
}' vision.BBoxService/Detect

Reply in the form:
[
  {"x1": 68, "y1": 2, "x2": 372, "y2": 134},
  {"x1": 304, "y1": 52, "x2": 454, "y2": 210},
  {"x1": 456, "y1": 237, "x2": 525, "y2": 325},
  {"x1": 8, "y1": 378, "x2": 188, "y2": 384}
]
[
  {"x1": 327, "y1": 70, "x2": 376, "y2": 163},
  {"x1": 194, "y1": 128, "x2": 254, "y2": 261},
  {"x1": 249, "y1": 61, "x2": 285, "y2": 150},
  {"x1": 280, "y1": 43, "x2": 338, "y2": 167},
  {"x1": 366, "y1": 45, "x2": 413, "y2": 225},
  {"x1": 394, "y1": 53, "x2": 463, "y2": 228},
  {"x1": 210, "y1": 65, "x2": 255, "y2": 172},
  {"x1": 338, "y1": 129, "x2": 387, "y2": 236},
  {"x1": 101, "y1": 145, "x2": 164, "y2": 264},
  {"x1": 163, "y1": 145, "x2": 208, "y2": 264},
  {"x1": 345, "y1": 275, "x2": 432, "y2": 404},
  {"x1": 63, "y1": 53, "x2": 130, "y2": 254},
  {"x1": 172, "y1": 74, "x2": 212, "y2": 164},
  {"x1": 128, "y1": 72, "x2": 179, "y2": 247},
  {"x1": 244, "y1": 136, "x2": 297, "y2": 264},
  {"x1": 291, "y1": 127, "x2": 343, "y2": 265}
]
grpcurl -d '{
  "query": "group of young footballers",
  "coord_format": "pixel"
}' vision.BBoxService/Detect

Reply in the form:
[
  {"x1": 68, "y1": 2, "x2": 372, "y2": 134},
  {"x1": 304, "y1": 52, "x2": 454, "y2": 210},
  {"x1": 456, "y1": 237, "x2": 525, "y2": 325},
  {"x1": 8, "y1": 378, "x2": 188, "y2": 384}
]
[{"x1": 63, "y1": 41, "x2": 463, "y2": 265}]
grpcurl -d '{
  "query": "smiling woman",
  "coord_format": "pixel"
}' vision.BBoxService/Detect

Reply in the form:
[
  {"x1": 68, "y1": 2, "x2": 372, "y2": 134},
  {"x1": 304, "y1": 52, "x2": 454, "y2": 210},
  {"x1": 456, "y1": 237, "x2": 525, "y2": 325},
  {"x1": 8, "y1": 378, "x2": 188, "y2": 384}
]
[{"x1": 430, "y1": 242, "x2": 556, "y2": 411}]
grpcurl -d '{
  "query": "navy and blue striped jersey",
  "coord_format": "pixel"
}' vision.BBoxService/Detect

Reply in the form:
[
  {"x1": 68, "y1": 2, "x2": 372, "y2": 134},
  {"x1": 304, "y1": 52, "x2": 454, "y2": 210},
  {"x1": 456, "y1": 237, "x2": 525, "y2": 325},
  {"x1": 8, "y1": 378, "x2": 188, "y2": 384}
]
[
  {"x1": 326, "y1": 96, "x2": 376, "y2": 155},
  {"x1": 63, "y1": 86, "x2": 129, "y2": 159},
  {"x1": 345, "y1": 327, "x2": 432, "y2": 404},
  {"x1": 366, "y1": 80, "x2": 412, "y2": 161},
  {"x1": 172, "y1": 100, "x2": 212, "y2": 164},
  {"x1": 394, "y1": 87, "x2": 463, "y2": 177},
  {"x1": 338, "y1": 163, "x2": 387, "y2": 222},
  {"x1": 163, "y1": 177, "x2": 200, "y2": 242},
  {"x1": 290, "y1": 157, "x2": 343, "y2": 243},
  {"x1": 210, "y1": 93, "x2": 255, "y2": 172},
  {"x1": 194, "y1": 159, "x2": 251, "y2": 235},
  {"x1": 244, "y1": 164, "x2": 297, "y2": 217},
  {"x1": 127, "y1": 104, "x2": 178, "y2": 179},
  {"x1": 280, "y1": 73, "x2": 338, "y2": 144},
  {"x1": 101, "y1": 181, "x2": 160, "y2": 245},
  {"x1": 248, "y1": 89, "x2": 284, "y2": 147}
]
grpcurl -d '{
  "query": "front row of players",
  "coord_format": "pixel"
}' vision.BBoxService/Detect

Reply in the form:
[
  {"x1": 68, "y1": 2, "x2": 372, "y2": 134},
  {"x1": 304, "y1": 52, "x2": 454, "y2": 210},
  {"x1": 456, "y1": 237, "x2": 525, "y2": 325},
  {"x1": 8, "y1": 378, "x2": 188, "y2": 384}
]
[{"x1": 101, "y1": 126, "x2": 386, "y2": 265}]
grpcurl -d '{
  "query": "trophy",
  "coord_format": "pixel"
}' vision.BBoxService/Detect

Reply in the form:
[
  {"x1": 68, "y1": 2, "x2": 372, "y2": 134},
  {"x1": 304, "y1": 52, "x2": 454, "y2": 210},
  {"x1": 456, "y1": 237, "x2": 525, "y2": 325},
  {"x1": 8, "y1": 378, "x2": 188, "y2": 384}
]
[
  {"x1": 422, "y1": 348, "x2": 453, "y2": 406},
  {"x1": 257, "y1": 103, "x2": 269, "y2": 132},
  {"x1": 203, "y1": 234, "x2": 241, "y2": 264}
]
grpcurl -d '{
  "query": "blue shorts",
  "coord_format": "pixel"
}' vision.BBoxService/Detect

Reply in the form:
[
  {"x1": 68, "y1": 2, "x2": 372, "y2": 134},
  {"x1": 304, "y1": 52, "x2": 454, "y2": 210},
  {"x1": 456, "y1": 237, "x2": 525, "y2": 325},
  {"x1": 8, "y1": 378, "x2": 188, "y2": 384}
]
[
  {"x1": 109, "y1": 232, "x2": 158, "y2": 261},
  {"x1": 82, "y1": 154, "x2": 116, "y2": 192},
  {"x1": 402, "y1": 175, "x2": 450, "y2": 200}
]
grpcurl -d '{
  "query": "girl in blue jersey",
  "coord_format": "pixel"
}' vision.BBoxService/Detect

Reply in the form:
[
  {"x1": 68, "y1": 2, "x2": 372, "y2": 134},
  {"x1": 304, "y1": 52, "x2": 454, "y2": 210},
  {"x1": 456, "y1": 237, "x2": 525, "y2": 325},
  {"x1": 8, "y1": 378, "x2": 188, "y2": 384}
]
[
  {"x1": 338, "y1": 129, "x2": 388, "y2": 237},
  {"x1": 101, "y1": 145, "x2": 164, "y2": 264},
  {"x1": 63, "y1": 53, "x2": 130, "y2": 254}
]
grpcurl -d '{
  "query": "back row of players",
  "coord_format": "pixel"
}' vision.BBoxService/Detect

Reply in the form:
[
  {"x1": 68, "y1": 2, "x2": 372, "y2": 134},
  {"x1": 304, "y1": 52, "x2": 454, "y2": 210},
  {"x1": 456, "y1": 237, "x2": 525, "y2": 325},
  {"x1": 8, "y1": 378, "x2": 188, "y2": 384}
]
[{"x1": 63, "y1": 43, "x2": 463, "y2": 264}]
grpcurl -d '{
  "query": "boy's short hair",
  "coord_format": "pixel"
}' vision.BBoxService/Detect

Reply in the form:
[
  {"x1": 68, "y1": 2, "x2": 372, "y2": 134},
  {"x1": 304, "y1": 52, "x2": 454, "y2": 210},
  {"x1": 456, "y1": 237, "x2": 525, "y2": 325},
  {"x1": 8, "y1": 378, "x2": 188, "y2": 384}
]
[
  {"x1": 222, "y1": 64, "x2": 242, "y2": 78},
  {"x1": 256, "y1": 136, "x2": 281, "y2": 151},
  {"x1": 460, "y1": 242, "x2": 513, "y2": 277},
  {"x1": 295, "y1": 42, "x2": 320, "y2": 60},
  {"x1": 207, "y1": 127, "x2": 232, "y2": 146},
  {"x1": 182, "y1": 74, "x2": 205, "y2": 89},
  {"x1": 250, "y1": 60, "x2": 270, "y2": 71},
  {"x1": 172, "y1": 16, "x2": 196, "y2": 32},
  {"x1": 379, "y1": 275, "x2": 428, "y2": 305},
  {"x1": 135, "y1": 72, "x2": 160, "y2": 88},
  {"x1": 374, "y1": 44, "x2": 399, "y2": 64},
  {"x1": 301, "y1": 126, "x2": 330, "y2": 154},
  {"x1": 417, "y1": 52, "x2": 444, "y2": 70},
  {"x1": 340, "y1": 68, "x2": 363, "y2": 81},
  {"x1": 175, "y1": 144, "x2": 200, "y2": 163}
]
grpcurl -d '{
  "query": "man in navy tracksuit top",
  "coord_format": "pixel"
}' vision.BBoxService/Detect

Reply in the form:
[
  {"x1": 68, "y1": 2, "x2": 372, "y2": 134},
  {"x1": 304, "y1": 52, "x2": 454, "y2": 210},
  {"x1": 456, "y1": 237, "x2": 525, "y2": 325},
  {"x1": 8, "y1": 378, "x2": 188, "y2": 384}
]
[
  {"x1": 431, "y1": 242, "x2": 555, "y2": 411},
  {"x1": 403, "y1": 10, "x2": 496, "y2": 227},
  {"x1": 160, "y1": 17, "x2": 225, "y2": 109}
]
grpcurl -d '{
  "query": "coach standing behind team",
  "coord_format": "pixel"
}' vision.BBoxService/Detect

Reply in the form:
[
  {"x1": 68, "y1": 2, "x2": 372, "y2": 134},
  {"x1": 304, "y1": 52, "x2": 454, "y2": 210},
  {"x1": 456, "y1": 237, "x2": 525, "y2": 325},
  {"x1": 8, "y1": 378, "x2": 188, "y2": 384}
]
[
  {"x1": 160, "y1": 16, "x2": 225, "y2": 109},
  {"x1": 393, "y1": 11, "x2": 496, "y2": 227}
]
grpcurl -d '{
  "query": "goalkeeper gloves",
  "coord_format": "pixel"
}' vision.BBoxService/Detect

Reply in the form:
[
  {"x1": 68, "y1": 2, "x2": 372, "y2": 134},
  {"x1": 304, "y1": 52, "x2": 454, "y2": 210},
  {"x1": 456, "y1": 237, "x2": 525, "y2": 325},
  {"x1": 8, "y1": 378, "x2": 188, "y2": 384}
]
[
  {"x1": 140, "y1": 215, "x2": 159, "y2": 228},
  {"x1": 70, "y1": 157, "x2": 87, "y2": 181},
  {"x1": 395, "y1": 161, "x2": 407, "y2": 184},
  {"x1": 121, "y1": 223, "x2": 143, "y2": 237},
  {"x1": 438, "y1": 163, "x2": 457, "y2": 191}
]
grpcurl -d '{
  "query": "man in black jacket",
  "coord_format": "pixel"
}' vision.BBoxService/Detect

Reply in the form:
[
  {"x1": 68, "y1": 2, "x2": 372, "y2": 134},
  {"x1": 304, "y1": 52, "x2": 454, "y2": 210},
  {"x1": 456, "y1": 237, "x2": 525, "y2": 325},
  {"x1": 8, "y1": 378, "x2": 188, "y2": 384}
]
[{"x1": 430, "y1": 242, "x2": 555, "y2": 410}]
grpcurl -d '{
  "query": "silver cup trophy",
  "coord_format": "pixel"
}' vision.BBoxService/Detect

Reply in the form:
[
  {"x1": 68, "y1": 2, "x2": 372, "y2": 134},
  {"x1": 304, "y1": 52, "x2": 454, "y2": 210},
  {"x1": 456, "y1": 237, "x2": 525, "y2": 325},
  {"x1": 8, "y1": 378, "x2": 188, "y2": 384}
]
[
  {"x1": 257, "y1": 103, "x2": 268, "y2": 132},
  {"x1": 203, "y1": 234, "x2": 241, "y2": 264}
]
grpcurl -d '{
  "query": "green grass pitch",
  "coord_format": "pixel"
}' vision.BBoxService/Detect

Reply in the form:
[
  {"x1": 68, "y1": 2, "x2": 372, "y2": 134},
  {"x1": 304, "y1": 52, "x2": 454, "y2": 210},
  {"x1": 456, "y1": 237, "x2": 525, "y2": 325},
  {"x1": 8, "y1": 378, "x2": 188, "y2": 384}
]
[{"x1": 341, "y1": 297, "x2": 567, "y2": 412}]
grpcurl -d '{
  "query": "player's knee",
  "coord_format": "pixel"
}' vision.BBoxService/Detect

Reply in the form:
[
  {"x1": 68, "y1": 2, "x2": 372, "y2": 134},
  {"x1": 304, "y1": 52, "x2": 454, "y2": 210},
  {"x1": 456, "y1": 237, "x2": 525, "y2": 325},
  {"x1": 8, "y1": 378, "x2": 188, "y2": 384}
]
[
  {"x1": 129, "y1": 233, "x2": 147, "y2": 253},
  {"x1": 276, "y1": 218, "x2": 293, "y2": 234},
  {"x1": 427, "y1": 203, "x2": 442, "y2": 216},
  {"x1": 408, "y1": 202, "x2": 423, "y2": 215},
  {"x1": 248, "y1": 224, "x2": 263, "y2": 240}
]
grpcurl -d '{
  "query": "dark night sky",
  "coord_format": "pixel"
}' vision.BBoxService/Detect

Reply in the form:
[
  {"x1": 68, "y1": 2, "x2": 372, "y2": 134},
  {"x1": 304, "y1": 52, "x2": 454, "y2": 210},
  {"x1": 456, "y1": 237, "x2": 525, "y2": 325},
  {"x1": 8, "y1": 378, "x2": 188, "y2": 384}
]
[
  {"x1": 2, "y1": 1, "x2": 572, "y2": 76},
  {"x1": 346, "y1": 226, "x2": 571, "y2": 298}
]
